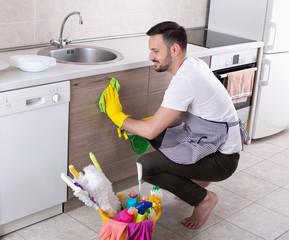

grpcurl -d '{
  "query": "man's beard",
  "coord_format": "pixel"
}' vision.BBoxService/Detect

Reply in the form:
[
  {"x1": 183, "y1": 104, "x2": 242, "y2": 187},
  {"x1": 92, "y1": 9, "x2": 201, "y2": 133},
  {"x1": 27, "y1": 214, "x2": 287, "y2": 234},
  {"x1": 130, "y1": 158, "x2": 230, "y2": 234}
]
[
  {"x1": 153, "y1": 52, "x2": 172, "y2": 72},
  {"x1": 154, "y1": 62, "x2": 170, "y2": 72}
]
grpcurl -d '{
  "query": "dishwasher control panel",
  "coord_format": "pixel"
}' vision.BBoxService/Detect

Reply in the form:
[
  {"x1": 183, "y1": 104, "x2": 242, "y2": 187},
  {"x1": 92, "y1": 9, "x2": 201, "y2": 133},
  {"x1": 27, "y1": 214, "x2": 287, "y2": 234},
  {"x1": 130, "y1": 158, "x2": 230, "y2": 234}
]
[{"x1": 0, "y1": 81, "x2": 70, "y2": 117}]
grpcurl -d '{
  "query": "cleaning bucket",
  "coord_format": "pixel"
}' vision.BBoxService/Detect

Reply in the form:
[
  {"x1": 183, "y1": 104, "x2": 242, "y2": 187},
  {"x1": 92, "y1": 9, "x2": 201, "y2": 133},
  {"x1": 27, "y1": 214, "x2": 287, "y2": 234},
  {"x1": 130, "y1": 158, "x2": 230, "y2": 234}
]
[{"x1": 98, "y1": 194, "x2": 161, "y2": 240}]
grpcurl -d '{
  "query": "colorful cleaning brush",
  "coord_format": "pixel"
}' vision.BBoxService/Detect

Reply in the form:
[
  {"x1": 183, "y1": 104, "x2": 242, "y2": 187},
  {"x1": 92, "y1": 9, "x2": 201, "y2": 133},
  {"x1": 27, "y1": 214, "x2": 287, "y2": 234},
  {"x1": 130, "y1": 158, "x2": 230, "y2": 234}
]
[{"x1": 60, "y1": 173, "x2": 98, "y2": 208}]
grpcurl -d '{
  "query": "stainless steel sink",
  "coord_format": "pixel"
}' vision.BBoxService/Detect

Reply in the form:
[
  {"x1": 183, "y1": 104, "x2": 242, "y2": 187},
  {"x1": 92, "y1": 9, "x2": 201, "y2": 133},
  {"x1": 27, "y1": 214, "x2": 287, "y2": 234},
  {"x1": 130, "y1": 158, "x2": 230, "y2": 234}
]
[{"x1": 38, "y1": 45, "x2": 123, "y2": 64}]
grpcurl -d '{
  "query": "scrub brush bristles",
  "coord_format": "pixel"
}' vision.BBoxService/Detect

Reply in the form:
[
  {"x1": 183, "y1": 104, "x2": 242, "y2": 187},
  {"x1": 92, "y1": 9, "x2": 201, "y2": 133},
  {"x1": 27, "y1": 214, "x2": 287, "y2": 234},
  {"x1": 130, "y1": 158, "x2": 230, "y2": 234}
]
[
  {"x1": 147, "y1": 194, "x2": 162, "y2": 214},
  {"x1": 150, "y1": 186, "x2": 163, "y2": 200}
]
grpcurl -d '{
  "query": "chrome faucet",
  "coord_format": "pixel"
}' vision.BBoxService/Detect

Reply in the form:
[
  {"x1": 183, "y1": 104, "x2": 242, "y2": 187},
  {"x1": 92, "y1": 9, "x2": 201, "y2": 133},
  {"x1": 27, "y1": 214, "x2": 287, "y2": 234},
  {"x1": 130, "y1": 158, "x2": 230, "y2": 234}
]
[{"x1": 50, "y1": 11, "x2": 83, "y2": 48}]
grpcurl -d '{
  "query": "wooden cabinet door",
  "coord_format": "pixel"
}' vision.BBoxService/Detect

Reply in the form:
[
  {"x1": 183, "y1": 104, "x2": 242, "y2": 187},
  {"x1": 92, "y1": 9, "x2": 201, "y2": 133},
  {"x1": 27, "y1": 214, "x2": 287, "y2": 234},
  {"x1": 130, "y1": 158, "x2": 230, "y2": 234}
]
[
  {"x1": 147, "y1": 66, "x2": 172, "y2": 116},
  {"x1": 68, "y1": 67, "x2": 149, "y2": 205}
]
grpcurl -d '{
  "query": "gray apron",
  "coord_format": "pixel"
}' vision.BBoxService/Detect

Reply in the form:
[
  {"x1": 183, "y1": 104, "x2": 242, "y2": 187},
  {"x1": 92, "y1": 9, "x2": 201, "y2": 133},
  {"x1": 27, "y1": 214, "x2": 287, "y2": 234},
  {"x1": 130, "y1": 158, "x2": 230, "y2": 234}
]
[{"x1": 155, "y1": 112, "x2": 249, "y2": 165}]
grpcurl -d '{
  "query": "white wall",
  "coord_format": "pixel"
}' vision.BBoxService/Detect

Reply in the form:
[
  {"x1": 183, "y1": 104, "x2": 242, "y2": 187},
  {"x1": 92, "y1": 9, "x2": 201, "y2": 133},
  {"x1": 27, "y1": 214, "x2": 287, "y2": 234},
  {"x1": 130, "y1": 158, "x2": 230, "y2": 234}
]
[{"x1": 0, "y1": 0, "x2": 209, "y2": 49}]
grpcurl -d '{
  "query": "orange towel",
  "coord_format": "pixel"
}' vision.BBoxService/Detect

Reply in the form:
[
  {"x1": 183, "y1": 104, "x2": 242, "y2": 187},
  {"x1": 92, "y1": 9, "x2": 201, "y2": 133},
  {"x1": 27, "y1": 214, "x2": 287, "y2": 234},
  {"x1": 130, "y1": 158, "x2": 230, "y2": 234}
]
[{"x1": 224, "y1": 68, "x2": 255, "y2": 104}]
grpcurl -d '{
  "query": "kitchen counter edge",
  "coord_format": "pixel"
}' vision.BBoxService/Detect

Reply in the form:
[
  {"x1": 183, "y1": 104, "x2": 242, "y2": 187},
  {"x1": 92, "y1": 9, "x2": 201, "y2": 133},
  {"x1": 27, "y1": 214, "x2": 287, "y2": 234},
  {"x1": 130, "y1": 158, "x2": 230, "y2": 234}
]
[{"x1": 0, "y1": 35, "x2": 264, "y2": 92}]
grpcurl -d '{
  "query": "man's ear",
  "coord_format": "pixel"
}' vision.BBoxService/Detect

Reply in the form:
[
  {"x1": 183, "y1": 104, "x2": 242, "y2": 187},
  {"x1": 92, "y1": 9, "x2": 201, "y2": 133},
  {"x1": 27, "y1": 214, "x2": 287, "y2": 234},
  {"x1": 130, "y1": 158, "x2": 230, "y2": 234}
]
[{"x1": 170, "y1": 43, "x2": 180, "y2": 57}]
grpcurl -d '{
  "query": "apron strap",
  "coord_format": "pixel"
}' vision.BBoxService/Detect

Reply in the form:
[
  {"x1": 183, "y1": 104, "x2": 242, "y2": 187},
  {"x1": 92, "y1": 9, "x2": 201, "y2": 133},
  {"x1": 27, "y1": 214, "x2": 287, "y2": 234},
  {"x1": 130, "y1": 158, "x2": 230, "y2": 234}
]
[
  {"x1": 228, "y1": 119, "x2": 250, "y2": 150},
  {"x1": 239, "y1": 120, "x2": 250, "y2": 142}
]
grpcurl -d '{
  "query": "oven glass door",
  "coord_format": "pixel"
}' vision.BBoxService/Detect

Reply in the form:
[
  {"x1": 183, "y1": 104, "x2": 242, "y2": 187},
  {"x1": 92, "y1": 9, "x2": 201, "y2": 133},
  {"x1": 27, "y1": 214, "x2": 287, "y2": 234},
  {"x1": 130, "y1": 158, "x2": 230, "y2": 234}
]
[{"x1": 213, "y1": 63, "x2": 256, "y2": 121}]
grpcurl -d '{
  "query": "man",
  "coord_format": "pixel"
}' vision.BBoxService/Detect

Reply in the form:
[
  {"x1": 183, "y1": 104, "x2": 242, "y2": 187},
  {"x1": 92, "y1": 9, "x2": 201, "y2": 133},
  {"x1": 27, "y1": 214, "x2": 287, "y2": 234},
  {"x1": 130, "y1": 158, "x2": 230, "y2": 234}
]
[{"x1": 104, "y1": 21, "x2": 246, "y2": 229}]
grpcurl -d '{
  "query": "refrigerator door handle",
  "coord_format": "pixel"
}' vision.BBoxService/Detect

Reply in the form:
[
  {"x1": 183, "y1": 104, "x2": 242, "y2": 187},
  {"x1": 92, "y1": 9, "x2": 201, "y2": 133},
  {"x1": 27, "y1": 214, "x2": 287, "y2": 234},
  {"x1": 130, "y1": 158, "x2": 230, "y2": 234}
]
[
  {"x1": 264, "y1": 21, "x2": 277, "y2": 51},
  {"x1": 260, "y1": 59, "x2": 271, "y2": 86}
]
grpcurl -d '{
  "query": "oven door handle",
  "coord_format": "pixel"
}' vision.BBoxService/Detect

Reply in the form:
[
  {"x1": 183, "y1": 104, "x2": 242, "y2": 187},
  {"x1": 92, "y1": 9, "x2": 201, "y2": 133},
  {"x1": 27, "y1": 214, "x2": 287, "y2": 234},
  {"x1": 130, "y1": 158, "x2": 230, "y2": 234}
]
[
  {"x1": 216, "y1": 67, "x2": 258, "y2": 79},
  {"x1": 215, "y1": 73, "x2": 227, "y2": 79},
  {"x1": 214, "y1": 73, "x2": 224, "y2": 80}
]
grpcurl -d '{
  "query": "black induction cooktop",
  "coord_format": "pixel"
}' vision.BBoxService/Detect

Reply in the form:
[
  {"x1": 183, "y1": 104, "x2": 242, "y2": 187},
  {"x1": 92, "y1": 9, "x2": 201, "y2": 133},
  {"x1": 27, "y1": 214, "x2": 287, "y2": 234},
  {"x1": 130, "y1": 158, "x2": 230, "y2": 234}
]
[{"x1": 186, "y1": 28, "x2": 255, "y2": 48}]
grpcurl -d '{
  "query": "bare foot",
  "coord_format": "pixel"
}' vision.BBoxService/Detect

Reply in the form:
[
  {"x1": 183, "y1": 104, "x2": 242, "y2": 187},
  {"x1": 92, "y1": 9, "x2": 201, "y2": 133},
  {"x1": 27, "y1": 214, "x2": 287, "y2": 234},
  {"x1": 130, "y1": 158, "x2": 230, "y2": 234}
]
[{"x1": 181, "y1": 190, "x2": 218, "y2": 229}]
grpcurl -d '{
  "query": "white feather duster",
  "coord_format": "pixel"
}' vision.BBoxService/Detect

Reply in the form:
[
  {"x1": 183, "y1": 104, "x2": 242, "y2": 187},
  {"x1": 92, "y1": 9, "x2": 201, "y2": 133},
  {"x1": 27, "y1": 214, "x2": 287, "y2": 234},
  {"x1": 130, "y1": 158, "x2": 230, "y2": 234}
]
[{"x1": 79, "y1": 164, "x2": 121, "y2": 218}]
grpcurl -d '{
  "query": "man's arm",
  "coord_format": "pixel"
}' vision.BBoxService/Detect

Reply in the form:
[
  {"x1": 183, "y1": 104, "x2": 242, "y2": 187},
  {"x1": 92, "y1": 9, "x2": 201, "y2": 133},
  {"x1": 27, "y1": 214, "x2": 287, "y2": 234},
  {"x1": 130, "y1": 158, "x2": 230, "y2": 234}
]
[
  {"x1": 104, "y1": 85, "x2": 182, "y2": 139},
  {"x1": 122, "y1": 106, "x2": 182, "y2": 140}
]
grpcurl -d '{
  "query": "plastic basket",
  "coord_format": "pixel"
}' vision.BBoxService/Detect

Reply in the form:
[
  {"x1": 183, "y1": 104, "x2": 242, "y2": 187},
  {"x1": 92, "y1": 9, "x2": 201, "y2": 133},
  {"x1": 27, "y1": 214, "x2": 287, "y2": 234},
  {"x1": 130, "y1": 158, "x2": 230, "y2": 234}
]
[{"x1": 98, "y1": 194, "x2": 161, "y2": 240}]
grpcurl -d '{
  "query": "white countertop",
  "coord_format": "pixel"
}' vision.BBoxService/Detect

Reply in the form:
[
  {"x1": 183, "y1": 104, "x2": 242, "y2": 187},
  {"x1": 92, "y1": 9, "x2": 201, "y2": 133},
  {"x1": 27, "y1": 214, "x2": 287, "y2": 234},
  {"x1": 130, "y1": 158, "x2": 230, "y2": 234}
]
[{"x1": 0, "y1": 35, "x2": 264, "y2": 92}]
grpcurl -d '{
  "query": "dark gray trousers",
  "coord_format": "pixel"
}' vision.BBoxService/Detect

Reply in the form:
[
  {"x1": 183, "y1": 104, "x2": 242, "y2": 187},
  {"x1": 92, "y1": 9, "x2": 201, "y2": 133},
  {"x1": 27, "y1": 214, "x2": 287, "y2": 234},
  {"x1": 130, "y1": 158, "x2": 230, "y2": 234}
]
[{"x1": 138, "y1": 150, "x2": 239, "y2": 206}]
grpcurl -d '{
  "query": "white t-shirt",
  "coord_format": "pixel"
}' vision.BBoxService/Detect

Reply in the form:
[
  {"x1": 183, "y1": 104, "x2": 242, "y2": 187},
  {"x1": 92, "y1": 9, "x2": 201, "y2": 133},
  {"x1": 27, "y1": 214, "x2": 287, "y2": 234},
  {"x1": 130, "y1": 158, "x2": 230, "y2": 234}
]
[{"x1": 161, "y1": 57, "x2": 242, "y2": 154}]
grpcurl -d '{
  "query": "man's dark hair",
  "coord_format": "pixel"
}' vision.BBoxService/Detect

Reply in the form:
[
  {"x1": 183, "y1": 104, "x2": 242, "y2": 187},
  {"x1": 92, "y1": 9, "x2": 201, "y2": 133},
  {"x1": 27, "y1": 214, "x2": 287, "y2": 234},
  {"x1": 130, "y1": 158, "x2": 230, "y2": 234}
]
[{"x1": 146, "y1": 21, "x2": 187, "y2": 52}]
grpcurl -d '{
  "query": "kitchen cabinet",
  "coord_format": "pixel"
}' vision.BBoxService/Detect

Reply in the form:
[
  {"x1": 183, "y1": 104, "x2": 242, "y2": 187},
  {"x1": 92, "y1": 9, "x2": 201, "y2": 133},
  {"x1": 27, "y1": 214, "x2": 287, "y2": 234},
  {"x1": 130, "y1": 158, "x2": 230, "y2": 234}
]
[
  {"x1": 66, "y1": 57, "x2": 210, "y2": 211},
  {"x1": 147, "y1": 66, "x2": 172, "y2": 115},
  {"x1": 67, "y1": 67, "x2": 150, "y2": 210}
]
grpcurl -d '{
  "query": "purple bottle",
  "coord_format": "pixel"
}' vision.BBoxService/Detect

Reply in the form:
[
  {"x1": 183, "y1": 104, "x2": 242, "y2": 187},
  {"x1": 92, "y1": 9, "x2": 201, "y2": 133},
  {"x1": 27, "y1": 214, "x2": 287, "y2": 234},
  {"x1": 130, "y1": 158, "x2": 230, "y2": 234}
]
[{"x1": 113, "y1": 207, "x2": 135, "y2": 223}]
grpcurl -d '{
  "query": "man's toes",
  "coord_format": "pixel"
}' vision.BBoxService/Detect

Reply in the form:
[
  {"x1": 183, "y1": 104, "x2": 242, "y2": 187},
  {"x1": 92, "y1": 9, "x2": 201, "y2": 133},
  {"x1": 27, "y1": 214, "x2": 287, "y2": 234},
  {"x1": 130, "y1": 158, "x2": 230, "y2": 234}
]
[
  {"x1": 184, "y1": 221, "x2": 199, "y2": 229},
  {"x1": 181, "y1": 217, "x2": 190, "y2": 224}
]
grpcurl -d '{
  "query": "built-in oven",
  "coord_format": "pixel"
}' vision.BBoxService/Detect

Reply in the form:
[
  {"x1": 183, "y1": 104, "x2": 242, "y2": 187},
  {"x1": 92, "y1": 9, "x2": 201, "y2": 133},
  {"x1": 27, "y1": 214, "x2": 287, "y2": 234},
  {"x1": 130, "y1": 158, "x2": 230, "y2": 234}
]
[{"x1": 210, "y1": 49, "x2": 258, "y2": 122}]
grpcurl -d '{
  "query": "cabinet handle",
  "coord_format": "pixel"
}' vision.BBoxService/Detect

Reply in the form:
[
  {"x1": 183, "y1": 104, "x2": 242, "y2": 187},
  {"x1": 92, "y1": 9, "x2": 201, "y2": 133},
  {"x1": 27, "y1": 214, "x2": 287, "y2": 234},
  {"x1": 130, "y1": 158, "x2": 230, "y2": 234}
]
[{"x1": 72, "y1": 76, "x2": 111, "y2": 87}]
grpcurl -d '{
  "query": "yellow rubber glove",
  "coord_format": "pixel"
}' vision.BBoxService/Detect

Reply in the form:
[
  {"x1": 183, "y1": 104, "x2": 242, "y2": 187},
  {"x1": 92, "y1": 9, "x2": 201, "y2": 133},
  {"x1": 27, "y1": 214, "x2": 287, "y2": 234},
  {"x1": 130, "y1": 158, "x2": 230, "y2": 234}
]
[
  {"x1": 117, "y1": 126, "x2": 128, "y2": 140},
  {"x1": 104, "y1": 84, "x2": 129, "y2": 128},
  {"x1": 142, "y1": 116, "x2": 152, "y2": 121},
  {"x1": 117, "y1": 116, "x2": 151, "y2": 140}
]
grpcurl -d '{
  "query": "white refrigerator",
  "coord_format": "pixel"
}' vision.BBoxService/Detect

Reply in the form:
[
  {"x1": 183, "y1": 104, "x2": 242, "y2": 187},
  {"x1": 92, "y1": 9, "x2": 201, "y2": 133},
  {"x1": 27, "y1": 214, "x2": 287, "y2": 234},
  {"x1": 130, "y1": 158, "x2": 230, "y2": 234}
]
[{"x1": 208, "y1": 0, "x2": 289, "y2": 139}]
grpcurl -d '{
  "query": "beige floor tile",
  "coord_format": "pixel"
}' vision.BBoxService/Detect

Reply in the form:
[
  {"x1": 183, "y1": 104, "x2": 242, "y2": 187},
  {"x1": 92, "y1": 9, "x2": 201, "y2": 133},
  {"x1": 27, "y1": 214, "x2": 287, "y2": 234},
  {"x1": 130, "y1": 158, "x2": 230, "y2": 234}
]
[
  {"x1": 268, "y1": 149, "x2": 289, "y2": 169},
  {"x1": 276, "y1": 230, "x2": 289, "y2": 240},
  {"x1": 226, "y1": 203, "x2": 289, "y2": 240},
  {"x1": 67, "y1": 205, "x2": 103, "y2": 234},
  {"x1": 236, "y1": 151, "x2": 264, "y2": 172},
  {"x1": 15, "y1": 214, "x2": 98, "y2": 240},
  {"x1": 243, "y1": 139, "x2": 284, "y2": 159},
  {"x1": 244, "y1": 160, "x2": 289, "y2": 186},
  {"x1": 1, "y1": 232, "x2": 25, "y2": 240},
  {"x1": 153, "y1": 224, "x2": 186, "y2": 240},
  {"x1": 263, "y1": 127, "x2": 289, "y2": 149},
  {"x1": 190, "y1": 220, "x2": 264, "y2": 240},
  {"x1": 283, "y1": 183, "x2": 289, "y2": 191},
  {"x1": 157, "y1": 201, "x2": 222, "y2": 239},
  {"x1": 257, "y1": 188, "x2": 289, "y2": 217},
  {"x1": 208, "y1": 185, "x2": 252, "y2": 219},
  {"x1": 214, "y1": 171, "x2": 278, "y2": 201}
]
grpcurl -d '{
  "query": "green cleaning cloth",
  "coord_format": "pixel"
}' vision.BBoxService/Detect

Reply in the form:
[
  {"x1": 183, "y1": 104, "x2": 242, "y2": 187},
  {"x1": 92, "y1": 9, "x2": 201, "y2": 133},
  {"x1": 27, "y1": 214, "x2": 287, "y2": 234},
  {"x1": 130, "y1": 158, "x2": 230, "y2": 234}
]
[
  {"x1": 99, "y1": 78, "x2": 120, "y2": 113},
  {"x1": 99, "y1": 78, "x2": 149, "y2": 155}
]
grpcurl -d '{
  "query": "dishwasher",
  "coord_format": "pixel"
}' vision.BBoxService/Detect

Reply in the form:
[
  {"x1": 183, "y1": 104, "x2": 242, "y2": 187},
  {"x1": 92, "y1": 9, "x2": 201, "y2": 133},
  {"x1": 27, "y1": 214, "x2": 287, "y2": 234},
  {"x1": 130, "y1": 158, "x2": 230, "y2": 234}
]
[{"x1": 0, "y1": 81, "x2": 70, "y2": 236}]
